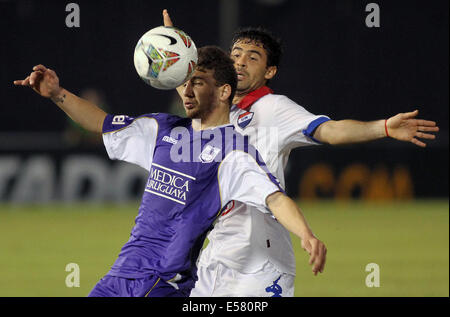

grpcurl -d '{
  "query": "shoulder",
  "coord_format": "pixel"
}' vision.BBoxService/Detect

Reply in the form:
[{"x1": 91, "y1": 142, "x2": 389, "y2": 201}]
[
  {"x1": 258, "y1": 93, "x2": 297, "y2": 107},
  {"x1": 251, "y1": 94, "x2": 305, "y2": 117},
  {"x1": 140, "y1": 112, "x2": 185, "y2": 123},
  {"x1": 103, "y1": 113, "x2": 189, "y2": 134},
  {"x1": 139, "y1": 113, "x2": 190, "y2": 129}
]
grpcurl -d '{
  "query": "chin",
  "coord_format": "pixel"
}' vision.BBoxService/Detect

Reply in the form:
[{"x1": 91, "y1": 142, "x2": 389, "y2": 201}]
[
  {"x1": 185, "y1": 110, "x2": 199, "y2": 119},
  {"x1": 236, "y1": 82, "x2": 247, "y2": 90}
]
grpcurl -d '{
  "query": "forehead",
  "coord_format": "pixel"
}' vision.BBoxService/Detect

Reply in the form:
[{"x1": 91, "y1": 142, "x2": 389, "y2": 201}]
[
  {"x1": 231, "y1": 39, "x2": 267, "y2": 55},
  {"x1": 191, "y1": 68, "x2": 215, "y2": 82}
]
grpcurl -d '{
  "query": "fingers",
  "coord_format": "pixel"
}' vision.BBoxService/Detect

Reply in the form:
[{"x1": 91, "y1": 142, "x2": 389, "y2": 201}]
[
  {"x1": 416, "y1": 132, "x2": 436, "y2": 140},
  {"x1": 308, "y1": 243, "x2": 316, "y2": 266},
  {"x1": 33, "y1": 64, "x2": 48, "y2": 72},
  {"x1": 405, "y1": 112, "x2": 438, "y2": 129},
  {"x1": 414, "y1": 121, "x2": 439, "y2": 146},
  {"x1": 414, "y1": 119, "x2": 437, "y2": 128},
  {"x1": 13, "y1": 76, "x2": 30, "y2": 86},
  {"x1": 311, "y1": 243, "x2": 327, "y2": 275},
  {"x1": 410, "y1": 128, "x2": 439, "y2": 147},
  {"x1": 411, "y1": 137, "x2": 427, "y2": 148},
  {"x1": 305, "y1": 239, "x2": 327, "y2": 276},
  {"x1": 14, "y1": 64, "x2": 49, "y2": 86},
  {"x1": 316, "y1": 245, "x2": 327, "y2": 275},
  {"x1": 402, "y1": 109, "x2": 419, "y2": 119},
  {"x1": 418, "y1": 125, "x2": 439, "y2": 132},
  {"x1": 29, "y1": 70, "x2": 43, "y2": 86},
  {"x1": 163, "y1": 9, "x2": 174, "y2": 27}
]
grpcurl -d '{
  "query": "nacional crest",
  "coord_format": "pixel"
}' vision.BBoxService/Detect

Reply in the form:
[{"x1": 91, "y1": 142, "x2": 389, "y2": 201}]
[
  {"x1": 199, "y1": 145, "x2": 221, "y2": 163},
  {"x1": 237, "y1": 111, "x2": 254, "y2": 129}
]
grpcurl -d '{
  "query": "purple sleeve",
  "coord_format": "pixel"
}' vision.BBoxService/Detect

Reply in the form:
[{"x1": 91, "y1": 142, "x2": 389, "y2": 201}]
[{"x1": 102, "y1": 114, "x2": 136, "y2": 134}]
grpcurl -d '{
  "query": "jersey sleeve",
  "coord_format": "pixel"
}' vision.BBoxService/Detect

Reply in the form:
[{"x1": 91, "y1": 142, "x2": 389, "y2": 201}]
[
  {"x1": 217, "y1": 150, "x2": 284, "y2": 213},
  {"x1": 102, "y1": 114, "x2": 159, "y2": 171},
  {"x1": 274, "y1": 95, "x2": 331, "y2": 150}
]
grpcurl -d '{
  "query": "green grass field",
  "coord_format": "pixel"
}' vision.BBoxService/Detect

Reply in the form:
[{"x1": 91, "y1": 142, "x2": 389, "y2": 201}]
[{"x1": 0, "y1": 200, "x2": 448, "y2": 297}]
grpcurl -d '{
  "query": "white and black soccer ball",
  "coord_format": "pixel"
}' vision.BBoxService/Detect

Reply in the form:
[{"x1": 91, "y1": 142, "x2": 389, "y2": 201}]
[{"x1": 133, "y1": 26, "x2": 198, "y2": 90}]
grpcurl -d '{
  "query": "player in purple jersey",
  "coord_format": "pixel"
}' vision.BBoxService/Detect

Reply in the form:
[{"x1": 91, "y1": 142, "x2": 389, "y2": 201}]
[{"x1": 14, "y1": 46, "x2": 327, "y2": 297}]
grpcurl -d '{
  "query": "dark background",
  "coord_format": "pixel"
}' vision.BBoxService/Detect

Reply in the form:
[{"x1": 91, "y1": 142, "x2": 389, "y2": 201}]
[{"x1": 0, "y1": 0, "x2": 448, "y2": 199}]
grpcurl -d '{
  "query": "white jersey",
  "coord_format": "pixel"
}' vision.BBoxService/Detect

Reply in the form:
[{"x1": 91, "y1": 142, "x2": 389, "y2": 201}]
[{"x1": 196, "y1": 93, "x2": 330, "y2": 275}]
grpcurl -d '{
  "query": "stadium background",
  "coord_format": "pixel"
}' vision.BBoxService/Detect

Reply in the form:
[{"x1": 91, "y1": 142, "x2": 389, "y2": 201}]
[{"x1": 0, "y1": 0, "x2": 448, "y2": 297}]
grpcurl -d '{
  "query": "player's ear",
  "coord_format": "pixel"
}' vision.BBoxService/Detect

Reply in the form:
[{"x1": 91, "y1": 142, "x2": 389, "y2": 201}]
[
  {"x1": 219, "y1": 84, "x2": 232, "y2": 102},
  {"x1": 264, "y1": 66, "x2": 277, "y2": 80}
]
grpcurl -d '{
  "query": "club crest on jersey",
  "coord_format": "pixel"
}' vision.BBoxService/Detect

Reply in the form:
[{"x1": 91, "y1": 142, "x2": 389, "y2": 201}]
[
  {"x1": 199, "y1": 145, "x2": 221, "y2": 163},
  {"x1": 237, "y1": 111, "x2": 254, "y2": 129}
]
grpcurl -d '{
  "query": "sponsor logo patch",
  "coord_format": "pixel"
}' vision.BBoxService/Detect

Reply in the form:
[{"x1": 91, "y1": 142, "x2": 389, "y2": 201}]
[
  {"x1": 112, "y1": 115, "x2": 129, "y2": 125},
  {"x1": 145, "y1": 163, "x2": 195, "y2": 205}
]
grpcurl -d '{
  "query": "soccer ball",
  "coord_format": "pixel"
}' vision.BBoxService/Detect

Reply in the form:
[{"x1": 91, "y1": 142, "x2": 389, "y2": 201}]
[{"x1": 133, "y1": 26, "x2": 198, "y2": 90}]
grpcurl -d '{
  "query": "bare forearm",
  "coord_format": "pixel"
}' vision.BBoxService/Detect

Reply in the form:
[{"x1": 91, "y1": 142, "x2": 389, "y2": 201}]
[
  {"x1": 51, "y1": 88, "x2": 107, "y2": 133},
  {"x1": 266, "y1": 191, "x2": 327, "y2": 275},
  {"x1": 266, "y1": 192, "x2": 314, "y2": 240},
  {"x1": 314, "y1": 119, "x2": 386, "y2": 145}
]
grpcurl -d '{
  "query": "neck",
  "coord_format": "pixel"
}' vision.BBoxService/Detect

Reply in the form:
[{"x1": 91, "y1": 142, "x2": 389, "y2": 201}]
[
  {"x1": 232, "y1": 93, "x2": 245, "y2": 105},
  {"x1": 191, "y1": 106, "x2": 230, "y2": 131},
  {"x1": 232, "y1": 84, "x2": 268, "y2": 105}
]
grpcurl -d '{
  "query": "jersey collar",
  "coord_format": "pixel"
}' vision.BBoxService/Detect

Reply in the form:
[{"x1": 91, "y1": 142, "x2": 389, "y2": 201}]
[{"x1": 235, "y1": 86, "x2": 274, "y2": 110}]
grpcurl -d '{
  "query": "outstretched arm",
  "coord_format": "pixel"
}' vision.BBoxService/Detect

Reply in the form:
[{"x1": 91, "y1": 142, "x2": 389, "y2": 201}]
[
  {"x1": 266, "y1": 191, "x2": 327, "y2": 276},
  {"x1": 313, "y1": 110, "x2": 439, "y2": 147},
  {"x1": 13, "y1": 65, "x2": 107, "y2": 133}
]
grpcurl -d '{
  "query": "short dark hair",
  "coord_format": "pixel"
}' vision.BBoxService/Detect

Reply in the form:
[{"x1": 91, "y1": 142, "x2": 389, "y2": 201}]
[
  {"x1": 197, "y1": 46, "x2": 237, "y2": 105},
  {"x1": 230, "y1": 27, "x2": 283, "y2": 68}
]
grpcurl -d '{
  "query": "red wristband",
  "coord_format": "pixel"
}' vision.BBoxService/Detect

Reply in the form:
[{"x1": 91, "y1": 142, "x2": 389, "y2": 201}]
[{"x1": 384, "y1": 119, "x2": 389, "y2": 137}]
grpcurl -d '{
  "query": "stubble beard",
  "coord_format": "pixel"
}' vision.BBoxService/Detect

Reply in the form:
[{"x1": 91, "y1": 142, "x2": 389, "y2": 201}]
[{"x1": 185, "y1": 94, "x2": 217, "y2": 121}]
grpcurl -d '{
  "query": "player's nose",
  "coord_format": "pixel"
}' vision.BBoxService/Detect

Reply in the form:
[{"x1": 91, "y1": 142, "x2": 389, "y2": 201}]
[
  {"x1": 235, "y1": 55, "x2": 247, "y2": 68},
  {"x1": 182, "y1": 81, "x2": 194, "y2": 96}
]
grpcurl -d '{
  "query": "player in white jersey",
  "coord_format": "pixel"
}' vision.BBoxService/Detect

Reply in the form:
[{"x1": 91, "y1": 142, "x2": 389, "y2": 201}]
[{"x1": 163, "y1": 10, "x2": 439, "y2": 297}]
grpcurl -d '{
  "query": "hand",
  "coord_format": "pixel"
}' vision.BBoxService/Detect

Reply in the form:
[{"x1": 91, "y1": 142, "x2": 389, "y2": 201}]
[
  {"x1": 301, "y1": 235, "x2": 327, "y2": 276},
  {"x1": 13, "y1": 64, "x2": 62, "y2": 99},
  {"x1": 163, "y1": 9, "x2": 174, "y2": 27},
  {"x1": 386, "y1": 110, "x2": 439, "y2": 147}
]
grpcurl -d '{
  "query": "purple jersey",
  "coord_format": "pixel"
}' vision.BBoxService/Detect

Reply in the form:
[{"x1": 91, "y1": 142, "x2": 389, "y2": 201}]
[{"x1": 102, "y1": 113, "x2": 282, "y2": 284}]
